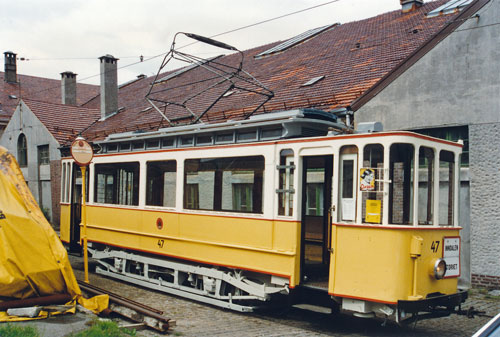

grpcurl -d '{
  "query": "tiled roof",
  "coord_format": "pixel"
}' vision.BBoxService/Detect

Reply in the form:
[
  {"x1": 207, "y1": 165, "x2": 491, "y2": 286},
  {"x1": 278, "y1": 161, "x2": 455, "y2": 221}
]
[
  {"x1": 0, "y1": 72, "x2": 99, "y2": 121},
  {"x1": 23, "y1": 99, "x2": 100, "y2": 145},
  {"x1": 83, "y1": 0, "x2": 460, "y2": 140}
]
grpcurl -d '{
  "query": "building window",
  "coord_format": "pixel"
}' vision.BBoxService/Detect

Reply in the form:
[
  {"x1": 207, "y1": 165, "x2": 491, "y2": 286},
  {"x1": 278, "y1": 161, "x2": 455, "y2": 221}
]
[
  {"x1": 17, "y1": 133, "x2": 27, "y2": 167},
  {"x1": 184, "y1": 156, "x2": 264, "y2": 213},
  {"x1": 94, "y1": 162, "x2": 139, "y2": 206},
  {"x1": 38, "y1": 145, "x2": 49, "y2": 165}
]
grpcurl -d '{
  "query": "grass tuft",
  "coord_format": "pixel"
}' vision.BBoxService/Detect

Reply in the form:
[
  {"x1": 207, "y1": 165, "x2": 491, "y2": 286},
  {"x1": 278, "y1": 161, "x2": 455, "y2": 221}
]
[
  {"x1": 0, "y1": 324, "x2": 40, "y2": 337},
  {"x1": 69, "y1": 319, "x2": 136, "y2": 337}
]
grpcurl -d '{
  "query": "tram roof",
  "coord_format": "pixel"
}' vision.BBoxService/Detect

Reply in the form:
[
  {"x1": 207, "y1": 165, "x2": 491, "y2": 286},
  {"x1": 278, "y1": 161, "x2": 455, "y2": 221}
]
[{"x1": 79, "y1": 0, "x2": 463, "y2": 144}]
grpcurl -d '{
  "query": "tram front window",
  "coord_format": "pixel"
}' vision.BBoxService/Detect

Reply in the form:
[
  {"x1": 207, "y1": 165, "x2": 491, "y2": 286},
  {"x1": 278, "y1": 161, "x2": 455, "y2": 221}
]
[
  {"x1": 439, "y1": 150, "x2": 455, "y2": 226},
  {"x1": 361, "y1": 144, "x2": 384, "y2": 224},
  {"x1": 389, "y1": 144, "x2": 414, "y2": 225},
  {"x1": 419, "y1": 147, "x2": 435, "y2": 225}
]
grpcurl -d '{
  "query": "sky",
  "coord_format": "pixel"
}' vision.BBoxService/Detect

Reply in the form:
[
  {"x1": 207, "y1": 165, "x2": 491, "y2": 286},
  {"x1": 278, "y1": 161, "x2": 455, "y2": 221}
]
[{"x1": 1, "y1": 0, "x2": 416, "y2": 86}]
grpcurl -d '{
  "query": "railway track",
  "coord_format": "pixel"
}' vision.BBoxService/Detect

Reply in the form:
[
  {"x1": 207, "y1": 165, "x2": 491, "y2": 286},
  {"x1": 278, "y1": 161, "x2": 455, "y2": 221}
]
[{"x1": 78, "y1": 280, "x2": 175, "y2": 333}]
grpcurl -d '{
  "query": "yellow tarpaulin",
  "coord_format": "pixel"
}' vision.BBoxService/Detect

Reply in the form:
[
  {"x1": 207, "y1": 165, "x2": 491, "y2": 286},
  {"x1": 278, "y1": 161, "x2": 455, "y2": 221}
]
[{"x1": 0, "y1": 146, "x2": 107, "y2": 320}]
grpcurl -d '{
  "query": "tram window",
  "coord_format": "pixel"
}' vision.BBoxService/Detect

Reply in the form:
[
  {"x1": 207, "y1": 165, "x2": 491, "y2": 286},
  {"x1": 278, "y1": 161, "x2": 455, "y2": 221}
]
[
  {"x1": 196, "y1": 135, "x2": 213, "y2": 145},
  {"x1": 65, "y1": 163, "x2": 71, "y2": 202},
  {"x1": 119, "y1": 143, "x2": 131, "y2": 152},
  {"x1": 162, "y1": 138, "x2": 175, "y2": 148},
  {"x1": 418, "y1": 147, "x2": 434, "y2": 225},
  {"x1": 439, "y1": 150, "x2": 455, "y2": 226},
  {"x1": 339, "y1": 146, "x2": 358, "y2": 222},
  {"x1": 146, "y1": 139, "x2": 160, "y2": 149},
  {"x1": 389, "y1": 144, "x2": 414, "y2": 225},
  {"x1": 94, "y1": 162, "x2": 139, "y2": 206},
  {"x1": 362, "y1": 144, "x2": 384, "y2": 224},
  {"x1": 278, "y1": 149, "x2": 294, "y2": 216},
  {"x1": 132, "y1": 142, "x2": 144, "y2": 150},
  {"x1": 61, "y1": 163, "x2": 66, "y2": 202},
  {"x1": 146, "y1": 160, "x2": 176, "y2": 207},
  {"x1": 61, "y1": 163, "x2": 67, "y2": 203},
  {"x1": 184, "y1": 156, "x2": 264, "y2": 213},
  {"x1": 180, "y1": 136, "x2": 194, "y2": 146},
  {"x1": 261, "y1": 128, "x2": 282, "y2": 140},
  {"x1": 107, "y1": 143, "x2": 118, "y2": 152},
  {"x1": 216, "y1": 133, "x2": 234, "y2": 143},
  {"x1": 237, "y1": 130, "x2": 257, "y2": 142}
]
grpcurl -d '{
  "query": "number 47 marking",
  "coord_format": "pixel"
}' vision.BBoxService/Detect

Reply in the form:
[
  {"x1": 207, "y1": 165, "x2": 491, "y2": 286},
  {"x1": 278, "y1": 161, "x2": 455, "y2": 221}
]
[
  {"x1": 431, "y1": 240, "x2": 440, "y2": 253},
  {"x1": 158, "y1": 239, "x2": 165, "y2": 248}
]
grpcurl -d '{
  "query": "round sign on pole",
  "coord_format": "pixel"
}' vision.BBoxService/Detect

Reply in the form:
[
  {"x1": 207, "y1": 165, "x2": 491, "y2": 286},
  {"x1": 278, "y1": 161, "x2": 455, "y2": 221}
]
[{"x1": 70, "y1": 136, "x2": 94, "y2": 166}]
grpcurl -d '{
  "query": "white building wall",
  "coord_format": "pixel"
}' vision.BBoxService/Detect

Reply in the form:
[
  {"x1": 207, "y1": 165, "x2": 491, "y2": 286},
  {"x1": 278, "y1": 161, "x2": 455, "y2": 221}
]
[{"x1": 0, "y1": 101, "x2": 61, "y2": 224}]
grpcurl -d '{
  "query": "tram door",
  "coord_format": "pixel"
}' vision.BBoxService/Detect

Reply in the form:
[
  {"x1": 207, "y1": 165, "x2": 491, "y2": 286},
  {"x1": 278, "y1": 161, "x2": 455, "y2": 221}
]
[
  {"x1": 301, "y1": 155, "x2": 333, "y2": 286},
  {"x1": 69, "y1": 164, "x2": 88, "y2": 253}
]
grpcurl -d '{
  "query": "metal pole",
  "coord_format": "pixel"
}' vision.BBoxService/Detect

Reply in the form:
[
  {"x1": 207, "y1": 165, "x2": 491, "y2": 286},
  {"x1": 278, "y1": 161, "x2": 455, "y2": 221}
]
[{"x1": 81, "y1": 165, "x2": 89, "y2": 284}]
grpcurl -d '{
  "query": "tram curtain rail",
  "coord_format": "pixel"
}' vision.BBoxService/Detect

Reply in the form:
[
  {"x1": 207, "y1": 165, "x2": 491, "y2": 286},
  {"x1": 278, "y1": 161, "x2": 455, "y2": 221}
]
[
  {"x1": 94, "y1": 162, "x2": 140, "y2": 206},
  {"x1": 184, "y1": 156, "x2": 264, "y2": 213}
]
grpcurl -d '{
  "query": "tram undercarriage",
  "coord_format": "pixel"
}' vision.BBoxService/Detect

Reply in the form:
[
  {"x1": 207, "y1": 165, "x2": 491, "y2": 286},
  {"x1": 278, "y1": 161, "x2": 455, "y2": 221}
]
[{"x1": 89, "y1": 244, "x2": 289, "y2": 312}]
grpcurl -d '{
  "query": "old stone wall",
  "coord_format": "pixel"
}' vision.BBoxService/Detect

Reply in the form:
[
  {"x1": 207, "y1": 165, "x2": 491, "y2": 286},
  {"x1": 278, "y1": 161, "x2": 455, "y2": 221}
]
[{"x1": 469, "y1": 122, "x2": 500, "y2": 285}]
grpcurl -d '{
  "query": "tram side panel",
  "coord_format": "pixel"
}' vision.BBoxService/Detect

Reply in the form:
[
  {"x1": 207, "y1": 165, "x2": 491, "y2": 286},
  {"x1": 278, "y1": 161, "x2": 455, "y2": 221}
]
[
  {"x1": 329, "y1": 225, "x2": 460, "y2": 304},
  {"x1": 84, "y1": 205, "x2": 302, "y2": 287}
]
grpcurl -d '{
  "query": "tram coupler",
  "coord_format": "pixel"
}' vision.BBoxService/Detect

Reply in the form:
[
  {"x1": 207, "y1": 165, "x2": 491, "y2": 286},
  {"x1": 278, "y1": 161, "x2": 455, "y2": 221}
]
[{"x1": 455, "y1": 305, "x2": 487, "y2": 318}]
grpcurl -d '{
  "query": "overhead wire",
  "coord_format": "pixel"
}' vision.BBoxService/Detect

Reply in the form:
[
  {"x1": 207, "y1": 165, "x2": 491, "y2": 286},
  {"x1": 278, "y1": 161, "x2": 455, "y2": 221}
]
[{"x1": 12, "y1": 0, "x2": 342, "y2": 93}]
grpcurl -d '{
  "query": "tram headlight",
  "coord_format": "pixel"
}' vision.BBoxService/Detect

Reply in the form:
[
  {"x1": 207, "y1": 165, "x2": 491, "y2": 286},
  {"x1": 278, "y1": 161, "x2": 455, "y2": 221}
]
[{"x1": 431, "y1": 258, "x2": 447, "y2": 279}]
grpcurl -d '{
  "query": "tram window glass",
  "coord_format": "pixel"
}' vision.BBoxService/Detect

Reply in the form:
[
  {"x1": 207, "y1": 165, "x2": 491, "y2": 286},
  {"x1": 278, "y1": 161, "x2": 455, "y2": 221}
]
[
  {"x1": 339, "y1": 146, "x2": 358, "y2": 222},
  {"x1": 184, "y1": 156, "x2": 264, "y2": 213},
  {"x1": 120, "y1": 143, "x2": 131, "y2": 152},
  {"x1": 306, "y1": 183, "x2": 323, "y2": 216},
  {"x1": 216, "y1": 133, "x2": 234, "y2": 143},
  {"x1": 418, "y1": 147, "x2": 434, "y2": 225},
  {"x1": 237, "y1": 130, "x2": 257, "y2": 142},
  {"x1": 439, "y1": 150, "x2": 455, "y2": 226},
  {"x1": 61, "y1": 163, "x2": 67, "y2": 202},
  {"x1": 132, "y1": 142, "x2": 144, "y2": 150},
  {"x1": 416, "y1": 126, "x2": 468, "y2": 167},
  {"x1": 146, "y1": 160, "x2": 176, "y2": 207},
  {"x1": 107, "y1": 143, "x2": 118, "y2": 152},
  {"x1": 278, "y1": 149, "x2": 294, "y2": 216},
  {"x1": 146, "y1": 139, "x2": 160, "y2": 149},
  {"x1": 162, "y1": 138, "x2": 175, "y2": 148},
  {"x1": 362, "y1": 144, "x2": 384, "y2": 224},
  {"x1": 180, "y1": 136, "x2": 194, "y2": 146},
  {"x1": 94, "y1": 162, "x2": 139, "y2": 206},
  {"x1": 197, "y1": 135, "x2": 213, "y2": 145},
  {"x1": 65, "y1": 163, "x2": 71, "y2": 202},
  {"x1": 389, "y1": 144, "x2": 414, "y2": 225}
]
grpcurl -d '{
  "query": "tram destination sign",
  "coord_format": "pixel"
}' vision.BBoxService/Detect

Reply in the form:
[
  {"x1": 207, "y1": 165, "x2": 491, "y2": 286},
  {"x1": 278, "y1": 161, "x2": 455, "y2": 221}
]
[
  {"x1": 443, "y1": 237, "x2": 460, "y2": 278},
  {"x1": 70, "y1": 137, "x2": 94, "y2": 166}
]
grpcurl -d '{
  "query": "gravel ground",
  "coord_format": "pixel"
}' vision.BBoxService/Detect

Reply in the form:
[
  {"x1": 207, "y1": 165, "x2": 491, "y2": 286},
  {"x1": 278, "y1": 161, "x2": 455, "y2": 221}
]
[{"x1": 67, "y1": 256, "x2": 500, "y2": 337}]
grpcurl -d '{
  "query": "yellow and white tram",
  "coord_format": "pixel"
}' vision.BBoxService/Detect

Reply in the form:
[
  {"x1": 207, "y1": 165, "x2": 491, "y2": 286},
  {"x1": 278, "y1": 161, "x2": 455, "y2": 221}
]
[{"x1": 60, "y1": 109, "x2": 466, "y2": 323}]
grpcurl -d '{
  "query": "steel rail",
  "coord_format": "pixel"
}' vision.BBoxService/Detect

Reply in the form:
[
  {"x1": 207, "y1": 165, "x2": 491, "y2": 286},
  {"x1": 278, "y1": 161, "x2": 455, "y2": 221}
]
[{"x1": 78, "y1": 280, "x2": 174, "y2": 333}]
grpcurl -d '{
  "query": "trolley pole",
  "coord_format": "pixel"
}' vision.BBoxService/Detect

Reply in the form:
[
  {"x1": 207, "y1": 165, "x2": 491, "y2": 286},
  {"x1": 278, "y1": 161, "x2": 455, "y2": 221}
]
[{"x1": 70, "y1": 136, "x2": 94, "y2": 285}]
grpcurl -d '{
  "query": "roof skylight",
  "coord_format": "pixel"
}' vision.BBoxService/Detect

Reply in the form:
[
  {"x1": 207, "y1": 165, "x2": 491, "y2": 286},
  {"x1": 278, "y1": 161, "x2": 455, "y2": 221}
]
[
  {"x1": 254, "y1": 24, "x2": 338, "y2": 59},
  {"x1": 301, "y1": 76, "x2": 325, "y2": 87},
  {"x1": 427, "y1": 0, "x2": 472, "y2": 17}
]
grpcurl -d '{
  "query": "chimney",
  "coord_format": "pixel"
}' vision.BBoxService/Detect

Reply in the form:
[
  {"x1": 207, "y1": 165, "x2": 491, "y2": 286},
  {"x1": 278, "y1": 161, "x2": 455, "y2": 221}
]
[
  {"x1": 4, "y1": 51, "x2": 17, "y2": 83},
  {"x1": 400, "y1": 0, "x2": 423, "y2": 13},
  {"x1": 61, "y1": 71, "x2": 77, "y2": 105},
  {"x1": 99, "y1": 54, "x2": 119, "y2": 119}
]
